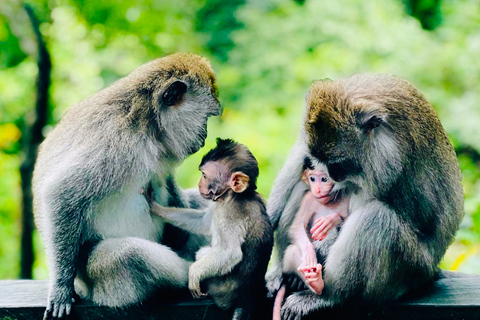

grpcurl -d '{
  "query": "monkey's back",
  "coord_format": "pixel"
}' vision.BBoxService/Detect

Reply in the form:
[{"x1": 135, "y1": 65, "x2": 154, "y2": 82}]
[{"x1": 204, "y1": 193, "x2": 274, "y2": 310}]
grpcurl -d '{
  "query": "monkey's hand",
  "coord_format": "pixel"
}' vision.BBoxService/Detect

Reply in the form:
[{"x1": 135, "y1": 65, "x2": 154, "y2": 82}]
[
  {"x1": 150, "y1": 202, "x2": 167, "y2": 218},
  {"x1": 310, "y1": 213, "x2": 342, "y2": 241},
  {"x1": 188, "y1": 265, "x2": 208, "y2": 299},
  {"x1": 44, "y1": 287, "x2": 75, "y2": 320},
  {"x1": 298, "y1": 264, "x2": 324, "y2": 295}
]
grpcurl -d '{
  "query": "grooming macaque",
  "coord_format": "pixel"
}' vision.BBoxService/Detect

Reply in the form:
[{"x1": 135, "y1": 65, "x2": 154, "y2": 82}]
[
  {"x1": 33, "y1": 53, "x2": 221, "y2": 319},
  {"x1": 151, "y1": 138, "x2": 273, "y2": 320},
  {"x1": 267, "y1": 74, "x2": 464, "y2": 320}
]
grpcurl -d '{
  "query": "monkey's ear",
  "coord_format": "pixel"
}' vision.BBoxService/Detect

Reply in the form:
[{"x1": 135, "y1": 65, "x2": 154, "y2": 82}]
[
  {"x1": 301, "y1": 170, "x2": 310, "y2": 185},
  {"x1": 162, "y1": 80, "x2": 187, "y2": 106},
  {"x1": 230, "y1": 172, "x2": 249, "y2": 193},
  {"x1": 361, "y1": 115, "x2": 383, "y2": 133}
]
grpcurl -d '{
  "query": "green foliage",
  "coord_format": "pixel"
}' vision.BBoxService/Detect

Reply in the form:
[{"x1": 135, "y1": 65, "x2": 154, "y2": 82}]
[
  {"x1": 195, "y1": 0, "x2": 245, "y2": 61},
  {"x1": 0, "y1": 16, "x2": 27, "y2": 68},
  {"x1": 1, "y1": 0, "x2": 480, "y2": 278},
  {"x1": 404, "y1": 0, "x2": 442, "y2": 30}
]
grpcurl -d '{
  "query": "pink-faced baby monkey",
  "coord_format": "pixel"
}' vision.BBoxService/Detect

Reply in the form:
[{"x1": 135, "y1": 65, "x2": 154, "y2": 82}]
[
  {"x1": 151, "y1": 138, "x2": 273, "y2": 320},
  {"x1": 272, "y1": 157, "x2": 349, "y2": 320}
]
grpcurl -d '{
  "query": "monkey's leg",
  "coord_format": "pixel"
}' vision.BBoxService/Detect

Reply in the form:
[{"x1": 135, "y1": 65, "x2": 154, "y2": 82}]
[
  {"x1": 75, "y1": 237, "x2": 190, "y2": 307},
  {"x1": 232, "y1": 307, "x2": 252, "y2": 320},
  {"x1": 42, "y1": 203, "x2": 85, "y2": 320},
  {"x1": 282, "y1": 244, "x2": 311, "y2": 292},
  {"x1": 232, "y1": 292, "x2": 258, "y2": 320}
]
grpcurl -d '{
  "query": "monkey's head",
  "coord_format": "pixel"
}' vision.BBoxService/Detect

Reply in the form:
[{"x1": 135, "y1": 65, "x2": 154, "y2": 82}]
[
  {"x1": 122, "y1": 53, "x2": 221, "y2": 160},
  {"x1": 304, "y1": 74, "x2": 418, "y2": 191},
  {"x1": 302, "y1": 157, "x2": 334, "y2": 204},
  {"x1": 198, "y1": 138, "x2": 259, "y2": 201}
]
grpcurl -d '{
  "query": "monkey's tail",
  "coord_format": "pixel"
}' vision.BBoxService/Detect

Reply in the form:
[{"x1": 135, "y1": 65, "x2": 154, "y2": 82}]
[{"x1": 272, "y1": 284, "x2": 286, "y2": 320}]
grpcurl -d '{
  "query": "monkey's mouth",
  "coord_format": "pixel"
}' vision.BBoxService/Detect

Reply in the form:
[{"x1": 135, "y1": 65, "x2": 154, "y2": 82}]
[
  {"x1": 314, "y1": 194, "x2": 330, "y2": 200},
  {"x1": 200, "y1": 192, "x2": 213, "y2": 200}
]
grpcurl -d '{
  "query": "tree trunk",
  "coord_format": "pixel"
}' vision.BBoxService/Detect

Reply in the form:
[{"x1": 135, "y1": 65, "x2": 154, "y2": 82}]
[{"x1": 19, "y1": 4, "x2": 51, "y2": 279}]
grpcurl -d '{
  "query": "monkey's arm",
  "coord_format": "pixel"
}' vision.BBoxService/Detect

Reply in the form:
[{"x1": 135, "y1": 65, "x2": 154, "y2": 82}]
[
  {"x1": 292, "y1": 193, "x2": 318, "y2": 267},
  {"x1": 151, "y1": 202, "x2": 211, "y2": 236},
  {"x1": 188, "y1": 224, "x2": 245, "y2": 297},
  {"x1": 267, "y1": 134, "x2": 309, "y2": 229}
]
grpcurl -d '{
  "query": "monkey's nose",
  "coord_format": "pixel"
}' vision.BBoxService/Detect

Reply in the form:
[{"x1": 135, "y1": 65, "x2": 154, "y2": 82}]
[{"x1": 327, "y1": 159, "x2": 361, "y2": 182}]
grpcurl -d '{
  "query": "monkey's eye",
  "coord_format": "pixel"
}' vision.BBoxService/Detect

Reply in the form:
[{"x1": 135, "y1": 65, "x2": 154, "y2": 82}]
[
  {"x1": 309, "y1": 176, "x2": 316, "y2": 182},
  {"x1": 162, "y1": 80, "x2": 187, "y2": 107},
  {"x1": 202, "y1": 172, "x2": 206, "y2": 179},
  {"x1": 361, "y1": 115, "x2": 383, "y2": 133},
  {"x1": 321, "y1": 177, "x2": 328, "y2": 183}
]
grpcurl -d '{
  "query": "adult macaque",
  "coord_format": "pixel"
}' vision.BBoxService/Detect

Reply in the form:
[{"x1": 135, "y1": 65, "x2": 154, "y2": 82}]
[
  {"x1": 272, "y1": 157, "x2": 349, "y2": 320},
  {"x1": 151, "y1": 138, "x2": 274, "y2": 320},
  {"x1": 267, "y1": 74, "x2": 464, "y2": 320},
  {"x1": 33, "y1": 53, "x2": 221, "y2": 319}
]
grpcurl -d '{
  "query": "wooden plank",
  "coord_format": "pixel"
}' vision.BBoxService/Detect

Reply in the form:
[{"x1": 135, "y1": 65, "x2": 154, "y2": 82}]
[{"x1": 1, "y1": 278, "x2": 480, "y2": 319}]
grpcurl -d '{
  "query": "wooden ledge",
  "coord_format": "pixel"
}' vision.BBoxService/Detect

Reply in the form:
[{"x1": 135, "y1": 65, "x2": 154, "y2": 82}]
[{"x1": 1, "y1": 277, "x2": 480, "y2": 319}]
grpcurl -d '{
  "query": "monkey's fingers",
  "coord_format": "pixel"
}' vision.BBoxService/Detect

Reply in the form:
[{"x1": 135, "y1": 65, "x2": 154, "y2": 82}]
[
  {"x1": 310, "y1": 219, "x2": 329, "y2": 234},
  {"x1": 297, "y1": 265, "x2": 314, "y2": 273},
  {"x1": 312, "y1": 217, "x2": 327, "y2": 227},
  {"x1": 311, "y1": 223, "x2": 332, "y2": 241},
  {"x1": 190, "y1": 288, "x2": 207, "y2": 299},
  {"x1": 43, "y1": 302, "x2": 53, "y2": 320}
]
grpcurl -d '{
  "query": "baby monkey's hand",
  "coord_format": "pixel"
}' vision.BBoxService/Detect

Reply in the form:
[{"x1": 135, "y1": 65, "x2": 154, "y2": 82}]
[{"x1": 310, "y1": 212, "x2": 343, "y2": 241}]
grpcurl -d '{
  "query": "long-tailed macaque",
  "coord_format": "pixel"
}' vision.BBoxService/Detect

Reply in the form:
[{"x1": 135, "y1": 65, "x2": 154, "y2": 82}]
[
  {"x1": 151, "y1": 138, "x2": 273, "y2": 320},
  {"x1": 33, "y1": 53, "x2": 221, "y2": 319},
  {"x1": 267, "y1": 74, "x2": 464, "y2": 320}
]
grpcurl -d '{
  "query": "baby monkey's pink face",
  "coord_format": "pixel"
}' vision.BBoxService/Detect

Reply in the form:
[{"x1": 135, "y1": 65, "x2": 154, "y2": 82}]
[
  {"x1": 303, "y1": 169, "x2": 334, "y2": 205},
  {"x1": 198, "y1": 162, "x2": 223, "y2": 200},
  {"x1": 198, "y1": 161, "x2": 249, "y2": 201}
]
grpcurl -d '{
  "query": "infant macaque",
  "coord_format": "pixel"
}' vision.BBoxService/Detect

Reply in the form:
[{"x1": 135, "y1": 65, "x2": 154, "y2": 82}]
[
  {"x1": 151, "y1": 138, "x2": 273, "y2": 320},
  {"x1": 273, "y1": 158, "x2": 350, "y2": 320},
  {"x1": 286, "y1": 157, "x2": 350, "y2": 293}
]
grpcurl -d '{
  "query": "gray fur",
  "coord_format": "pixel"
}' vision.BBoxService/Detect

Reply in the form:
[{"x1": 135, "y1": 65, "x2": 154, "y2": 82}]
[
  {"x1": 267, "y1": 74, "x2": 464, "y2": 319},
  {"x1": 33, "y1": 53, "x2": 221, "y2": 319},
  {"x1": 152, "y1": 187, "x2": 273, "y2": 320}
]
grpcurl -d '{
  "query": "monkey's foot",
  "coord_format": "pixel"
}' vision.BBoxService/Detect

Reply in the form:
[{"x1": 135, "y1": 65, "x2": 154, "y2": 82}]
[
  {"x1": 284, "y1": 273, "x2": 308, "y2": 292},
  {"x1": 281, "y1": 290, "x2": 327, "y2": 320},
  {"x1": 44, "y1": 291, "x2": 75, "y2": 320},
  {"x1": 298, "y1": 264, "x2": 324, "y2": 295}
]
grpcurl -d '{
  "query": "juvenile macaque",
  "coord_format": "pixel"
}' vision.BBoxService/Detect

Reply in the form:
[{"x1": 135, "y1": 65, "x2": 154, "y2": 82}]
[
  {"x1": 151, "y1": 138, "x2": 273, "y2": 320},
  {"x1": 272, "y1": 157, "x2": 349, "y2": 320}
]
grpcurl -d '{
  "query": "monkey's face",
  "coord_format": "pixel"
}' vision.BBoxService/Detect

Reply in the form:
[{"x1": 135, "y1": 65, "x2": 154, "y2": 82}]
[
  {"x1": 147, "y1": 54, "x2": 221, "y2": 160},
  {"x1": 199, "y1": 162, "x2": 229, "y2": 200},
  {"x1": 304, "y1": 79, "x2": 399, "y2": 190},
  {"x1": 303, "y1": 169, "x2": 334, "y2": 204},
  {"x1": 160, "y1": 80, "x2": 220, "y2": 158}
]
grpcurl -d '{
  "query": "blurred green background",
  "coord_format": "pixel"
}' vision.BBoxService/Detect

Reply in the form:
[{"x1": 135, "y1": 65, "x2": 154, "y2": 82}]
[{"x1": 1, "y1": 0, "x2": 480, "y2": 280}]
